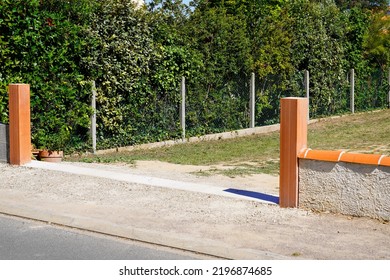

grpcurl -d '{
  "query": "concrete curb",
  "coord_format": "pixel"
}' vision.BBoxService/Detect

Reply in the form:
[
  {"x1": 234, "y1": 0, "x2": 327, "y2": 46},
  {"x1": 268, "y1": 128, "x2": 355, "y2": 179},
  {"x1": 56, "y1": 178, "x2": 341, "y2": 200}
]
[
  {"x1": 93, "y1": 124, "x2": 282, "y2": 155},
  {"x1": 25, "y1": 161, "x2": 277, "y2": 204}
]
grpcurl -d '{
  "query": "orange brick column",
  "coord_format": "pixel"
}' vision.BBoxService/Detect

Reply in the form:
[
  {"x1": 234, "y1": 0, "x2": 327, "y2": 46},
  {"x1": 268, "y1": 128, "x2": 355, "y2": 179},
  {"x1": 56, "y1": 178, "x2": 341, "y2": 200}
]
[
  {"x1": 279, "y1": 97, "x2": 308, "y2": 207},
  {"x1": 9, "y1": 84, "x2": 31, "y2": 165}
]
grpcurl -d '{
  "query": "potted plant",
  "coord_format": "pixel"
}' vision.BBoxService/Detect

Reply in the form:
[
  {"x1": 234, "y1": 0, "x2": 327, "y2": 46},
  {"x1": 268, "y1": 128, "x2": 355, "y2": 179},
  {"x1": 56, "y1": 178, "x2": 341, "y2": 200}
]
[
  {"x1": 31, "y1": 144, "x2": 40, "y2": 160},
  {"x1": 38, "y1": 149, "x2": 64, "y2": 163},
  {"x1": 35, "y1": 128, "x2": 70, "y2": 163}
]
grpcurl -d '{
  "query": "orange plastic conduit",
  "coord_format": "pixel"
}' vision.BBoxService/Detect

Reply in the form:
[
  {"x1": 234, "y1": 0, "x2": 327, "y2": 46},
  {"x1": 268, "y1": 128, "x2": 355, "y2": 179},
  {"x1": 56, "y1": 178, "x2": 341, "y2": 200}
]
[{"x1": 298, "y1": 149, "x2": 389, "y2": 167}]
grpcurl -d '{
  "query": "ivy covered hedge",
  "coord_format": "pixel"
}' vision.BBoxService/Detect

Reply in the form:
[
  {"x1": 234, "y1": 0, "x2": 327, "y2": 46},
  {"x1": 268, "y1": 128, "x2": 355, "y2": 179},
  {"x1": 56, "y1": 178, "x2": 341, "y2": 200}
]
[
  {"x1": 0, "y1": 0, "x2": 92, "y2": 152},
  {"x1": 0, "y1": 0, "x2": 389, "y2": 153}
]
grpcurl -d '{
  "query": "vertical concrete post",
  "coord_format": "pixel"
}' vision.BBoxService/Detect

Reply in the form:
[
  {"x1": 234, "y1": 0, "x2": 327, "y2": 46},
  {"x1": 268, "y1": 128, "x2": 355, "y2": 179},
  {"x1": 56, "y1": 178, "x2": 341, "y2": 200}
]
[
  {"x1": 350, "y1": 69, "x2": 355, "y2": 114},
  {"x1": 9, "y1": 84, "x2": 31, "y2": 165},
  {"x1": 279, "y1": 97, "x2": 308, "y2": 208},
  {"x1": 0, "y1": 124, "x2": 9, "y2": 163},
  {"x1": 91, "y1": 81, "x2": 97, "y2": 154},
  {"x1": 180, "y1": 76, "x2": 186, "y2": 140},
  {"x1": 304, "y1": 70, "x2": 309, "y2": 121},
  {"x1": 250, "y1": 72, "x2": 255, "y2": 128},
  {"x1": 388, "y1": 68, "x2": 390, "y2": 108}
]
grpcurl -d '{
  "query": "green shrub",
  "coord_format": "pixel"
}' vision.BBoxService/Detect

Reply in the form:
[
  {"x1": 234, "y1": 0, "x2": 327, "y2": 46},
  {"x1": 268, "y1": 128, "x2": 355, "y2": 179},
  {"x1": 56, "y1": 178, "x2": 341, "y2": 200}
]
[
  {"x1": 1, "y1": 0, "x2": 388, "y2": 153},
  {"x1": 0, "y1": 0, "x2": 93, "y2": 152}
]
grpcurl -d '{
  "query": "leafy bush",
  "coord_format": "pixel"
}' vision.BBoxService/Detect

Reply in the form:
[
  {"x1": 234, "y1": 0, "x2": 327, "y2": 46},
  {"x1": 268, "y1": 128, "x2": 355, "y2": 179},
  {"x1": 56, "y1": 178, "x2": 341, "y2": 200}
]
[
  {"x1": 0, "y1": 0, "x2": 93, "y2": 152},
  {"x1": 184, "y1": 6, "x2": 253, "y2": 134},
  {"x1": 1, "y1": 0, "x2": 388, "y2": 153}
]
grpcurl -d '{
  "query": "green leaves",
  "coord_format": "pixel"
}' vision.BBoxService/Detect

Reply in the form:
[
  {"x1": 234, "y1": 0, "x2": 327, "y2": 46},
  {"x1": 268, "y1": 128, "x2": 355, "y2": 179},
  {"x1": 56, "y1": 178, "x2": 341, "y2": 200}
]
[
  {"x1": 0, "y1": 0, "x2": 388, "y2": 152},
  {"x1": 363, "y1": 11, "x2": 390, "y2": 70},
  {"x1": 82, "y1": 1, "x2": 160, "y2": 148},
  {"x1": 0, "y1": 1, "x2": 93, "y2": 152},
  {"x1": 182, "y1": 6, "x2": 252, "y2": 133}
]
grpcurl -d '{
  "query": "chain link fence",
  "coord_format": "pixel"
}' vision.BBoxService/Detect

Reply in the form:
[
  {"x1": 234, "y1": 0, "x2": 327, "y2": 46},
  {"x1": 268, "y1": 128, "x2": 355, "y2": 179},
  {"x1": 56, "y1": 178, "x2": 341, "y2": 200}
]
[{"x1": 91, "y1": 67, "x2": 389, "y2": 149}]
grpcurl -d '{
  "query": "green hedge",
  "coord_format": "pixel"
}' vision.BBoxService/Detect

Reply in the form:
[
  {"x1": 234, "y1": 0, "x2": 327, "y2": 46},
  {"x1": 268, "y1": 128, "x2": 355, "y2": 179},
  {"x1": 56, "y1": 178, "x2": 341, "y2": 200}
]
[
  {"x1": 0, "y1": 0, "x2": 388, "y2": 153},
  {"x1": 0, "y1": 0, "x2": 93, "y2": 152}
]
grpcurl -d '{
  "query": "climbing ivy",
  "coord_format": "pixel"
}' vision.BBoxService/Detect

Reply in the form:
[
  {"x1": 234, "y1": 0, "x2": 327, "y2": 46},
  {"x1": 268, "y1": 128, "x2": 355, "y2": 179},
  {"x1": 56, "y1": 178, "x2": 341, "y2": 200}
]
[
  {"x1": 0, "y1": 0, "x2": 93, "y2": 152},
  {"x1": 0, "y1": 0, "x2": 388, "y2": 152}
]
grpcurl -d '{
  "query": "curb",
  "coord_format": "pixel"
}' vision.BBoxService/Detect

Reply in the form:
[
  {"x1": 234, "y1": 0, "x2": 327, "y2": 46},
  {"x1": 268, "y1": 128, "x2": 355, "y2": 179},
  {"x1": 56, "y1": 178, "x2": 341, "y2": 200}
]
[
  {"x1": 92, "y1": 124, "x2": 282, "y2": 155},
  {"x1": 24, "y1": 161, "x2": 277, "y2": 204}
]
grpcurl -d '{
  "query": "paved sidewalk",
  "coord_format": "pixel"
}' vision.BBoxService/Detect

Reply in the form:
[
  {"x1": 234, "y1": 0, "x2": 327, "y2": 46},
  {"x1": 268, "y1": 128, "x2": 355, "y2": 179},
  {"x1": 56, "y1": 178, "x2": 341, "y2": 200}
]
[
  {"x1": 25, "y1": 161, "x2": 278, "y2": 204},
  {"x1": 1, "y1": 161, "x2": 389, "y2": 260}
]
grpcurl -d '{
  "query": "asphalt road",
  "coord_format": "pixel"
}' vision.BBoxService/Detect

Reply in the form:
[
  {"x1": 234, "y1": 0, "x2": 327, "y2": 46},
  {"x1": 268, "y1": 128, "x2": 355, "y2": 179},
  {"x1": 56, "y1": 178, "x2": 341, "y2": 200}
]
[{"x1": 0, "y1": 214, "x2": 201, "y2": 260}]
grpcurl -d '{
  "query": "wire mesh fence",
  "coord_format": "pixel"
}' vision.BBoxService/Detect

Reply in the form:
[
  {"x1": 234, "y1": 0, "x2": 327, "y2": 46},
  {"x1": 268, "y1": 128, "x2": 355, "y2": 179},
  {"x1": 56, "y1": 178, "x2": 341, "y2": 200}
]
[
  {"x1": 2, "y1": 68, "x2": 388, "y2": 152},
  {"x1": 91, "y1": 67, "x2": 389, "y2": 149}
]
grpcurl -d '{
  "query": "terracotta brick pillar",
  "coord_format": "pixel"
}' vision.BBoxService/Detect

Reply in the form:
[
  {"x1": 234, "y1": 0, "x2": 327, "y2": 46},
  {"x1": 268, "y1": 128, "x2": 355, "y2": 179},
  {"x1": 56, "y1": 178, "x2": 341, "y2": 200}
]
[
  {"x1": 9, "y1": 84, "x2": 31, "y2": 165},
  {"x1": 279, "y1": 97, "x2": 308, "y2": 207}
]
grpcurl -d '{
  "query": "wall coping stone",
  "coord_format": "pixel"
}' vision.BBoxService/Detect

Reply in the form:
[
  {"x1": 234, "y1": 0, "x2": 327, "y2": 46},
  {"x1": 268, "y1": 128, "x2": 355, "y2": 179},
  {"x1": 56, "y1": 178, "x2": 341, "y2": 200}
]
[{"x1": 298, "y1": 148, "x2": 390, "y2": 167}]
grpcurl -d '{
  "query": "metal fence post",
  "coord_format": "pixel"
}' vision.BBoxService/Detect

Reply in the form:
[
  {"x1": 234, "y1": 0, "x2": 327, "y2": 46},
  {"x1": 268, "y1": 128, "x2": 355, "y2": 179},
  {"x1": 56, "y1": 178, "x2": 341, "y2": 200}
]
[
  {"x1": 388, "y1": 68, "x2": 390, "y2": 108},
  {"x1": 180, "y1": 76, "x2": 186, "y2": 140},
  {"x1": 91, "y1": 81, "x2": 97, "y2": 154},
  {"x1": 304, "y1": 70, "x2": 309, "y2": 121},
  {"x1": 250, "y1": 72, "x2": 255, "y2": 128},
  {"x1": 350, "y1": 69, "x2": 355, "y2": 114}
]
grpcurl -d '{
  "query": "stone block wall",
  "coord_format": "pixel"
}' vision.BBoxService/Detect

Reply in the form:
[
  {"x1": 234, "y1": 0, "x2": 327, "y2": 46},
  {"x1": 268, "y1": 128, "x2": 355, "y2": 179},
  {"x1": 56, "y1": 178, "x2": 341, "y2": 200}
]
[{"x1": 0, "y1": 123, "x2": 9, "y2": 163}]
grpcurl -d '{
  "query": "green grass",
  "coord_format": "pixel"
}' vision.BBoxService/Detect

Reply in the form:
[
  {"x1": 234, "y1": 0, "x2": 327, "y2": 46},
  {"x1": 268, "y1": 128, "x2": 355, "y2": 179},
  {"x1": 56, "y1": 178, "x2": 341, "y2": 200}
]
[
  {"x1": 308, "y1": 110, "x2": 390, "y2": 154},
  {"x1": 68, "y1": 109, "x2": 390, "y2": 175},
  {"x1": 191, "y1": 161, "x2": 280, "y2": 178}
]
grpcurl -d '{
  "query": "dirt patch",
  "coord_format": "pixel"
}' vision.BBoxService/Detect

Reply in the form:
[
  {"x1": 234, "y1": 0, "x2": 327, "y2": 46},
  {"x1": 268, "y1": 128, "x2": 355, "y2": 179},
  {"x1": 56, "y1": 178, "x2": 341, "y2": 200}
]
[{"x1": 69, "y1": 160, "x2": 280, "y2": 195}]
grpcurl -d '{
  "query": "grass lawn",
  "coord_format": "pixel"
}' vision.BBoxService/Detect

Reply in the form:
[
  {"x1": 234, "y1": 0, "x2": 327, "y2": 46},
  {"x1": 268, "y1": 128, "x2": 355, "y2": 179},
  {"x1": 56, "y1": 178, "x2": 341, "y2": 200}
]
[{"x1": 69, "y1": 109, "x2": 390, "y2": 176}]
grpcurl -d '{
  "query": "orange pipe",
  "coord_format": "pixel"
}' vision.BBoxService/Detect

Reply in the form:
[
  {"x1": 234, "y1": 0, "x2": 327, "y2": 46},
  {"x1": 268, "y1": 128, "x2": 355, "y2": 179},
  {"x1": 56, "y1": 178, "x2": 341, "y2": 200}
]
[
  {"x1": 9, "y1": 84, "x2": 31, "y2": 165},
  {"x1": 299, "y1": 148, "x2": 390, "y2": 167},
  {"x1": 339, "y1": 153, "x2": 382, "y2": 166},
  {"x1": 379, "y1": 156, "x2": 390, "y2": 167},
  {"x1": 300, "y1": 149, "x2": 343, "y2": 162}
]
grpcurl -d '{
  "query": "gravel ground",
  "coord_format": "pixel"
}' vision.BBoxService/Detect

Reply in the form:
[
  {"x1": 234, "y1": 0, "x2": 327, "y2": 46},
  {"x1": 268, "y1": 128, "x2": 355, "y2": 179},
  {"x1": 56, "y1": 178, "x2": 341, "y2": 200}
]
[{"x1": 1, "y1": 162, "x2": 390, "y2": 259}]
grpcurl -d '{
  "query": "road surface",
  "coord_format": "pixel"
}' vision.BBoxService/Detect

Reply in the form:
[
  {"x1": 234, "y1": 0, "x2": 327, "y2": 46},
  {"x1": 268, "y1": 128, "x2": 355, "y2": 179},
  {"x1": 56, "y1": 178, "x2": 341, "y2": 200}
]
[{"x1": 0, "y1": 214, "x2": 203, "y2": 260}]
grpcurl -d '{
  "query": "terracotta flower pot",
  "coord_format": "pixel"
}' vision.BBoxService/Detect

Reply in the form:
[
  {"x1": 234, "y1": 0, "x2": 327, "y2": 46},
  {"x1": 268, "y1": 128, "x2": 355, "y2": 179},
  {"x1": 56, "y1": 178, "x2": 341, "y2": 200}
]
[
  {"x1": 31, "y1": 149, "x2": 40, "y2": 160},
  {"x1": 38, "y1": 150, "x2": 63, "y2": 163}
]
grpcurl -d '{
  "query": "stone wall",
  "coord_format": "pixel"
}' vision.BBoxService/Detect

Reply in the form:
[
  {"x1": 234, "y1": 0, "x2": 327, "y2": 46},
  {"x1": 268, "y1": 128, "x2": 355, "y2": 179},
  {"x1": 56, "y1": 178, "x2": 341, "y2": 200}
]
[
  {"x1": 298, "y1": 149, "x2": 390, "y2": 221},
  {"x1": 0, "y1": 123, "x2": 9, "y2": 163}
]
